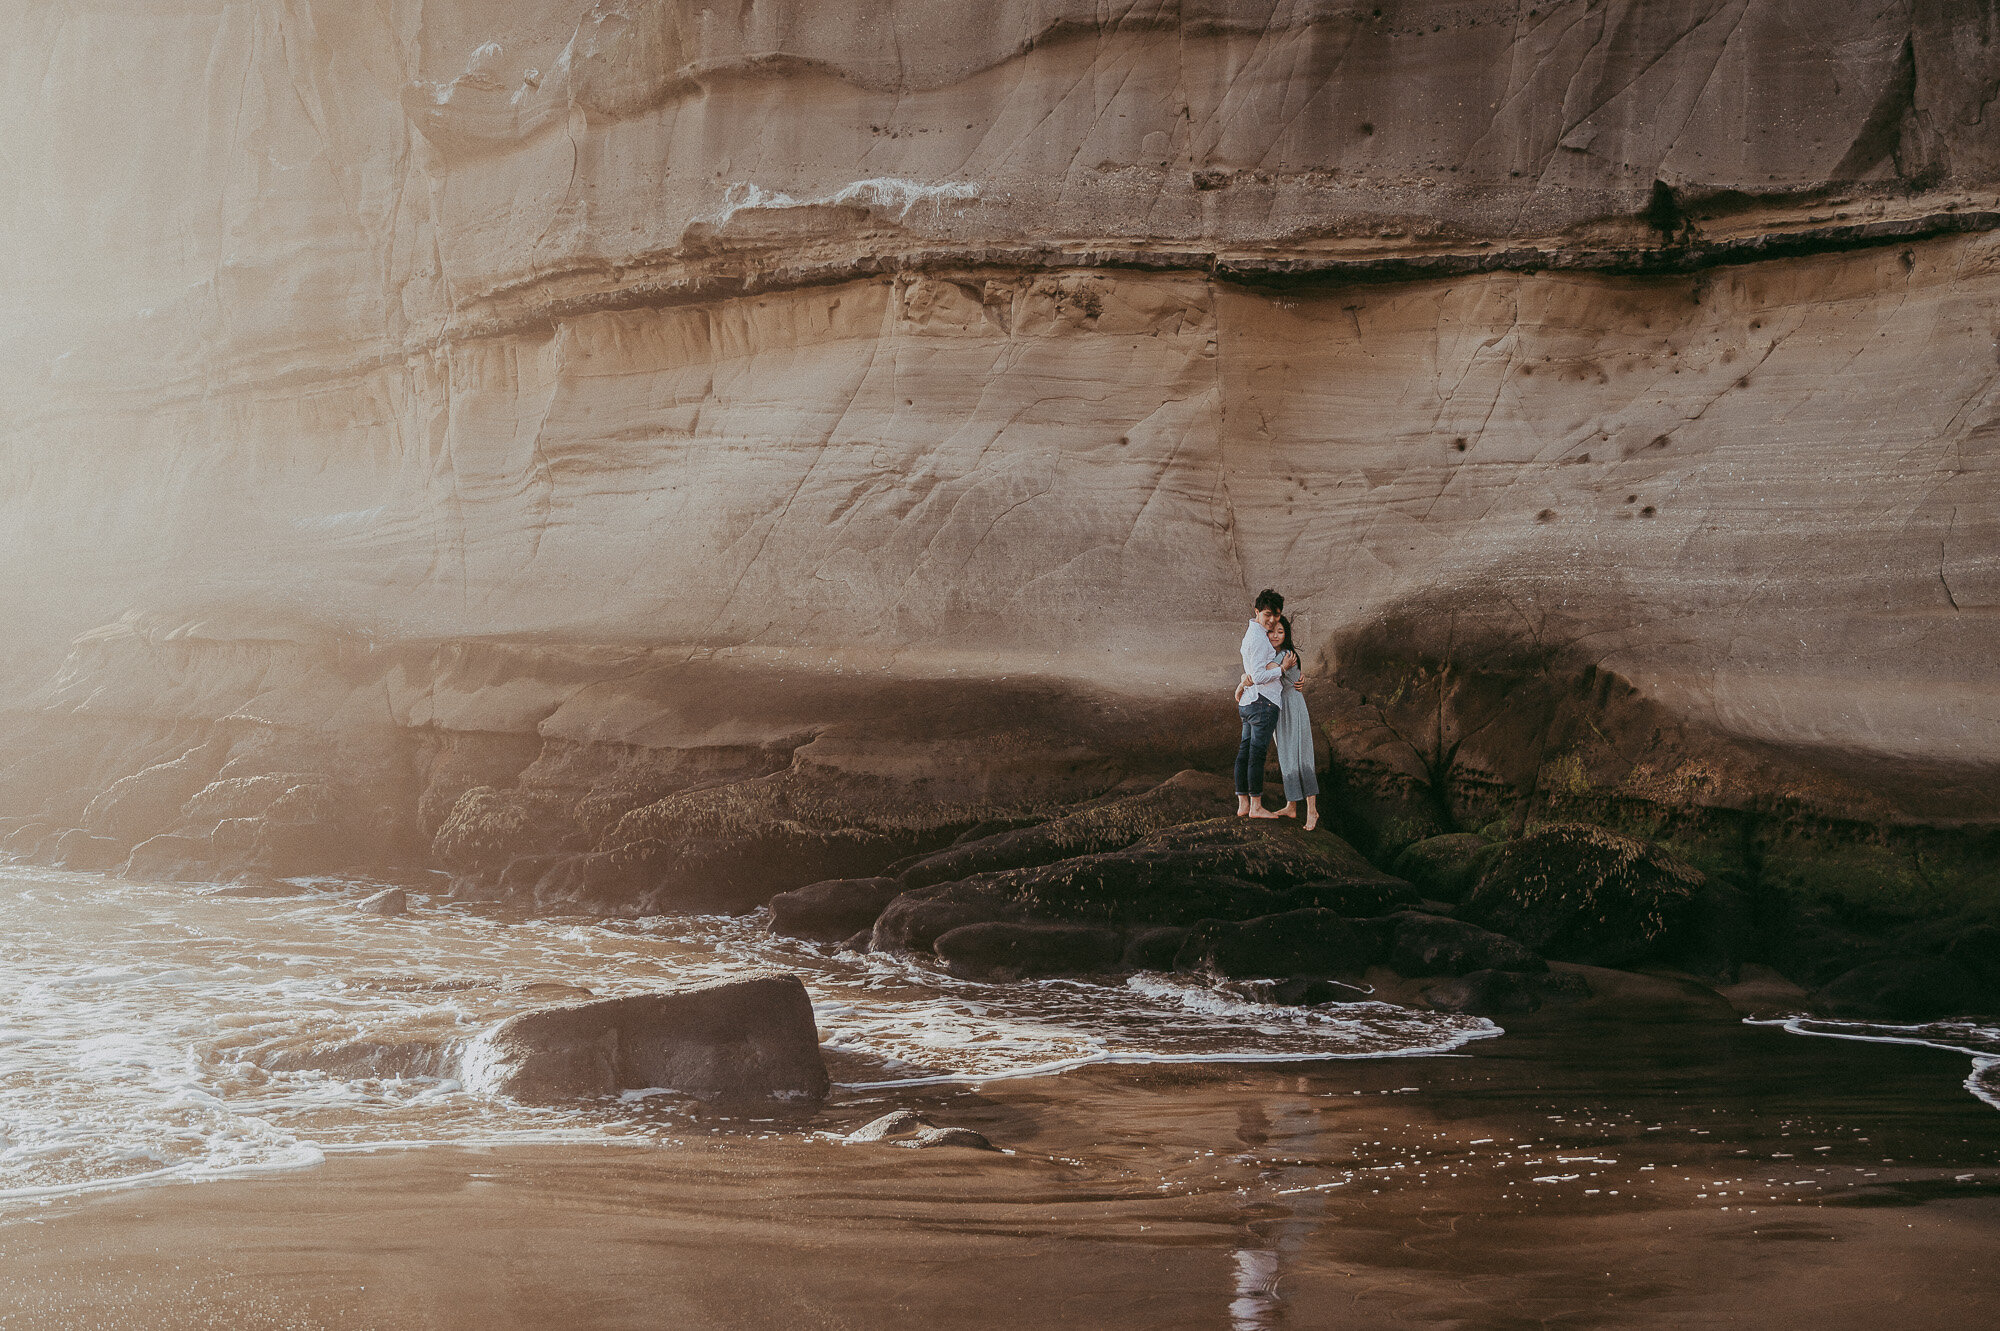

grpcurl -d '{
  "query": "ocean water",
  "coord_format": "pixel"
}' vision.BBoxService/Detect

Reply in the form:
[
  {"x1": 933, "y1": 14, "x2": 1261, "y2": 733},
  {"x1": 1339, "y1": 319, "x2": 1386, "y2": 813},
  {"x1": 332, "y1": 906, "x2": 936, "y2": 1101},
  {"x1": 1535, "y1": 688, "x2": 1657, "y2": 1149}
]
[
  {"x1": 0, "y1": 867, "x2": 1498, "y2": 1204},
  {"x1": 1753, "y1": 1016, "x2": 2000, "y2": 1113}
]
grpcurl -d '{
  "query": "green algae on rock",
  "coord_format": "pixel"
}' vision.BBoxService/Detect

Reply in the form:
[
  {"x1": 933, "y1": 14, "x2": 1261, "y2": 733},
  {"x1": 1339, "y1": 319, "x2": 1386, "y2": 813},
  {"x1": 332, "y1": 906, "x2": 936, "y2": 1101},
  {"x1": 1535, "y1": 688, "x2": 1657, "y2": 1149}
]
[{"x1": 1460, "y1": 824, "x2": 1708, "y2": 970}]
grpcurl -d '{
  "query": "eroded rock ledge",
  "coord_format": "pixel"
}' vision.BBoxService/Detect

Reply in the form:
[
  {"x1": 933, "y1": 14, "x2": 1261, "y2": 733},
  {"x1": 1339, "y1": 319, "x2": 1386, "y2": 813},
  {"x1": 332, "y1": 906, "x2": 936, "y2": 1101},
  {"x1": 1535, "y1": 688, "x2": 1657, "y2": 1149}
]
[
  {"x1": 1, "y1": 618, "x2": 1993, "y2": 1027},
  {"x1": 1, "y1": 2, "x2": 1995, "y2": 1024}
]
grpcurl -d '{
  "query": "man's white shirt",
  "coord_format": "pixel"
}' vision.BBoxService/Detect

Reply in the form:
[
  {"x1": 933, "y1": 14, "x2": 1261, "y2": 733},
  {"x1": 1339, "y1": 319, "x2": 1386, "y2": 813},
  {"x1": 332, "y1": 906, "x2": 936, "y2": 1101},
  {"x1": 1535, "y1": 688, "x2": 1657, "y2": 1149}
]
[{"x1": 1239, "y1": 620, "x2": 1284, "y2": 708}]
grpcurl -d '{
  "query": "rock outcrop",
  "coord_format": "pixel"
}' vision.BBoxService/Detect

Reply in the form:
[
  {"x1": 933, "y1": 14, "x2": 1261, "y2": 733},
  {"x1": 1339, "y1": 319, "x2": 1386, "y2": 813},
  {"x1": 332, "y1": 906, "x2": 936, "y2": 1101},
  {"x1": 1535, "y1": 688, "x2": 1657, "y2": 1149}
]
[
  {"x1": 461, "y1": 974, "x2": 830, "y2": 1105},
  {"x1": 0, "y1": 2, "x2": 1993, "y2": 935}
]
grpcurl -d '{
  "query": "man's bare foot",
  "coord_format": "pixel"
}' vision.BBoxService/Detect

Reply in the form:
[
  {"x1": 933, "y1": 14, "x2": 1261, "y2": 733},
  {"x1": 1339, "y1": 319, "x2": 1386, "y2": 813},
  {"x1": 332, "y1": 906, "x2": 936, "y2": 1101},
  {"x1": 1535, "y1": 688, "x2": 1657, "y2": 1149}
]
[{"x1": 1235, "y1": 799, "x2": 1250, "y2": 818}]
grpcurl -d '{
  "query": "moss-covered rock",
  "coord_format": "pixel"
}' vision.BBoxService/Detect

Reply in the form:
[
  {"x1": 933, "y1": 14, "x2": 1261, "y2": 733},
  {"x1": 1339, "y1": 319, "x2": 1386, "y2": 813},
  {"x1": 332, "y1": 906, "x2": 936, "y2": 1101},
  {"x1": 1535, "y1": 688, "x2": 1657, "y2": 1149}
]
[
  {"x1": 1461, "y1": 823, "x2": 1707, "y2": 968},
  {"x1": 895, "y1": 771, "x2": 1232, "y2": 889},
  {"x1": 768, "y1": 876, "x2": 908, "y2": 943},
  {"x1": 1382, "y1": 912, "x2": 1545, "y2": 977},
  {"x1": 1173, "y1": 909, "x2": 1378, "y2": 980},
  {"x1": 933, "y1": 922, "x2": 1125, "y2": 980},
  {"x1": 433, "y1": 787, "x2": 585, "y2": 875},
  {"x1": 1817, "y1": 956, "x2": 1995, "y2": 1021},
  {"x1": 1390, "y1": 833, "x2": 1499, "y2": 901},
  {"x1": 875, "y1": 817, "x2": 1390, "y2": 953},
  {"x1": 1284, "y1": 877, "x2": 1423, "y2": 915}
]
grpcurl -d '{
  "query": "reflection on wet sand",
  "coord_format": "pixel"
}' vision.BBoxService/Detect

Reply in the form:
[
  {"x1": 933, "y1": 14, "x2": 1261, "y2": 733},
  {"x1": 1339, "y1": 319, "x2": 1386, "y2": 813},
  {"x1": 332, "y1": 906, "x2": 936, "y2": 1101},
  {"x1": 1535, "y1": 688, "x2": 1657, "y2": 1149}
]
[{"x1": 5, "y1": 1021, "x2": 1998, "y2": 1328}]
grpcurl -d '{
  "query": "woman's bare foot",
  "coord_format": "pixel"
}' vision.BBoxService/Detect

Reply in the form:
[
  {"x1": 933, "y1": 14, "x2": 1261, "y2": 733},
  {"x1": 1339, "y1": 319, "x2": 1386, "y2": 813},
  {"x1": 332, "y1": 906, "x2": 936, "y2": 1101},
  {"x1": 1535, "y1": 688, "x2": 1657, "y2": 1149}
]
[
  {"x1": 1276, "y1": 802, "x2": 1298, "y2": 819},
  {"x1": 1246, "y1": 802, "x2": 1283, "y2": 819},
  {"x1": 1303, "y1": 798, "x2": 1320, "y2": 832},
  {"x1": 1303, "y1": 811, "x2": 1320, "y2": 832}
]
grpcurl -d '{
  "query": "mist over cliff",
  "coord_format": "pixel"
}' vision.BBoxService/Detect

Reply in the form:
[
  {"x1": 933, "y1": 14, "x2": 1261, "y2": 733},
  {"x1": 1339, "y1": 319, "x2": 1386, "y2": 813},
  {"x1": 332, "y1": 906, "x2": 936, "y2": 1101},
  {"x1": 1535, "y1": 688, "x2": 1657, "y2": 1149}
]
[{"x1": 1, "y1": 1, "x2": 1995, "y2": 898}]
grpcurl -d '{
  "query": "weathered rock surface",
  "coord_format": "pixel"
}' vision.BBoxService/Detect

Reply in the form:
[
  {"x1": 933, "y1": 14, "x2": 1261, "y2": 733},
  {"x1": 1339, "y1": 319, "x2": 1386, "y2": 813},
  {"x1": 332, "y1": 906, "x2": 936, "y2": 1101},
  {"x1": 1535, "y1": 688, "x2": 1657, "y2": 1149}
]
[
  {"x1": 871, "y1": 819, "x2": 1363, "y2": 952},
  {"x1": 768, "y1": 877, "x2": 908, "y2": 943},
  {"x1": 1174, "y1": 909, "x2": 1377, "y2": 981},
  {"x1": 933, "y1": 922, "x2": 1126, "y2": 981},
  {"x1": 1383, "y1": 912, "x2": 1546, "y2": 978},
  {"x1": 122, "y1": 833, "x2": 214, "y2": 882},
  {"x1": 895, "y1": 773, "x2": 1234, "y2": 890},
  {"x1": 463, "y1": 975, "x2": 829, "y2": 1105},
  {"x1": 1461, "y1": 824, "x2": 1708, "y2": 969},
  {"x1": 1390, "y1": 835, "x2": 1498, "y2": 903},
  {"x1": 1420, "y1": 967, "x2": 1593, "y2": 1018},
  {"x1": 1817, "y1": 956, "x2": 1995, "y2": 1022},
  {"x1": 51, "y1": 830, "x2": 127, "y2": 873},
  {"x1": 0, "y1": 1, "x2": 1994, "y2": 929}
]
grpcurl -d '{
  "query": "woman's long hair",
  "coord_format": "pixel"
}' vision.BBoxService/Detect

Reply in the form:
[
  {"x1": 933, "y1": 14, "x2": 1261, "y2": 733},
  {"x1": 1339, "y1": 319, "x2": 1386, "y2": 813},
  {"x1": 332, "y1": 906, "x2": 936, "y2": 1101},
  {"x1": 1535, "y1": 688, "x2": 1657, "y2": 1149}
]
[{"x1": 1275, "y1": 615, "x2": 1297, "y2": 664}]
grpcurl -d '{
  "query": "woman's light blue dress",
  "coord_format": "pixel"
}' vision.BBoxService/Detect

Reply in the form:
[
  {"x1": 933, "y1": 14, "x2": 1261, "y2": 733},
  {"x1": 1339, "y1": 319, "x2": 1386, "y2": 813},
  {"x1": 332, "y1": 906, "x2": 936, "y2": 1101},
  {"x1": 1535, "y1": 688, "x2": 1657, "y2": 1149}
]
[{"x1": 1275, "y1": 659, "x2": 1318, "y2": 802}]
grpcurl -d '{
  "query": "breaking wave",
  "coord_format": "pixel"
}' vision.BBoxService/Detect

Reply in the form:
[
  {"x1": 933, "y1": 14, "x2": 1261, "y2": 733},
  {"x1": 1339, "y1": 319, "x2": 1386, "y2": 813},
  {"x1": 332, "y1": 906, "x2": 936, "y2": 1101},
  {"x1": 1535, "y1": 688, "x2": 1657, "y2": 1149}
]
[{"x1": 0, "y1": 867, "x2": 1491, "y2": 1204}]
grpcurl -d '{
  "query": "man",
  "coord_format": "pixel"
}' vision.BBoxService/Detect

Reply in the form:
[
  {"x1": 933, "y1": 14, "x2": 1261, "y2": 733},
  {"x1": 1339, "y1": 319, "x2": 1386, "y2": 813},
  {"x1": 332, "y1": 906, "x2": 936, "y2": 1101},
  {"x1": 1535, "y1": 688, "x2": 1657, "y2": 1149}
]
[{"x1": 1235, "y1": 588, "x2": 1293, "y2": 817}]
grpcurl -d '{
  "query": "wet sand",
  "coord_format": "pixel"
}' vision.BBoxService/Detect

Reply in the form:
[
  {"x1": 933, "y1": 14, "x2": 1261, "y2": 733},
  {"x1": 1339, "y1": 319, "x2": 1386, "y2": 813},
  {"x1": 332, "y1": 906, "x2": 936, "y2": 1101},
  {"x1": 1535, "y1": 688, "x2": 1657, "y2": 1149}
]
[{"x1": 3, "y1": 1017, "x2": 1996, "y2": 1330}]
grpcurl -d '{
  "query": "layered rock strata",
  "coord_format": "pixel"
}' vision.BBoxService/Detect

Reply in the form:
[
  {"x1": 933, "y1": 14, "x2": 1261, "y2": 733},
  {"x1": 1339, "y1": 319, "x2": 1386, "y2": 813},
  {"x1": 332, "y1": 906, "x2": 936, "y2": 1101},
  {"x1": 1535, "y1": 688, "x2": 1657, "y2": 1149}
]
[{"x1": 0, "y1": 2, "x2": 1994, "y2": 914}]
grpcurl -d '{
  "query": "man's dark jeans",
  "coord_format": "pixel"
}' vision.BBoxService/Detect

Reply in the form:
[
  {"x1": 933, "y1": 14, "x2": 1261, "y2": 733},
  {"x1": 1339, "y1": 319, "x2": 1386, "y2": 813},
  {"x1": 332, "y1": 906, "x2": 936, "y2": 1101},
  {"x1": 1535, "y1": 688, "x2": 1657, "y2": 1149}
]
[{"x1": 1235, "y1": 696, "x2": 1279, "y2": 797}]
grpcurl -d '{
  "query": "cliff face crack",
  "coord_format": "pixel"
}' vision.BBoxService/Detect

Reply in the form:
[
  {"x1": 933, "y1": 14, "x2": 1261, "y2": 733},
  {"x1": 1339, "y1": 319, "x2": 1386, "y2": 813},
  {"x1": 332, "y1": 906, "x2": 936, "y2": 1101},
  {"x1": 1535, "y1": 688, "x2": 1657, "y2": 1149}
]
[
  {"x1": 1563, "y1": 1, "x2": 1740, "y2": 148},
  {"x1": 518, "y1": 333, "x2": 563, "y2": 564},
  {"x1": 717, "y1": 321, "x2": 888, "y2": 618},
  {"x1": 1941, "y1": 506, "x2": 1962, "y2": 611}
]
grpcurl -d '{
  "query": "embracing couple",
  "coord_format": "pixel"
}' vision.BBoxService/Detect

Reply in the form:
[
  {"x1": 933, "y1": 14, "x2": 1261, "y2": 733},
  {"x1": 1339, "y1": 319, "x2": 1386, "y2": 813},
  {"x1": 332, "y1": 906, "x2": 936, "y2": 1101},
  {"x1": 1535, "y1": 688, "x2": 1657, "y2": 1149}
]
[{"x1": 1233, "y1": 588, "x2": 1319, "y2": 831}]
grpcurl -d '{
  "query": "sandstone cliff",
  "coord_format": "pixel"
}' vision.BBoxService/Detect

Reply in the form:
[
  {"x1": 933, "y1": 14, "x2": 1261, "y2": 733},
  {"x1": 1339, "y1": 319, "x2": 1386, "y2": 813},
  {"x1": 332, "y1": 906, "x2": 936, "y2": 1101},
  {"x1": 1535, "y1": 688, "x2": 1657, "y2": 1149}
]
[{"x1": 0, "y1": 1, "x2": 1995, "y2": 905}]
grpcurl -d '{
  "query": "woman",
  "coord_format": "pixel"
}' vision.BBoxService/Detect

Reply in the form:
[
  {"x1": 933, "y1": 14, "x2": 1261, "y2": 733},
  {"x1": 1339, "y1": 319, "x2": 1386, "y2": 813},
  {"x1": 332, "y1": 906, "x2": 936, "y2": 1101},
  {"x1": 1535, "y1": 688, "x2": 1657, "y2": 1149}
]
[{"x1": 1235, "y1": 616, "x2": 1320, "y2": 831}]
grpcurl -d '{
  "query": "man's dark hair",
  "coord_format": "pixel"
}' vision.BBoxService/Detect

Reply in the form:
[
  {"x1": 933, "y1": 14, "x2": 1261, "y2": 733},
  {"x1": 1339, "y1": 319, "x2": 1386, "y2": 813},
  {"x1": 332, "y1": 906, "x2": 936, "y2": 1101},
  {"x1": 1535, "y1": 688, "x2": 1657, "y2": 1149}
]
[{"x1": 1253, "y1": 588, "x2": 1284, "y2": 614}]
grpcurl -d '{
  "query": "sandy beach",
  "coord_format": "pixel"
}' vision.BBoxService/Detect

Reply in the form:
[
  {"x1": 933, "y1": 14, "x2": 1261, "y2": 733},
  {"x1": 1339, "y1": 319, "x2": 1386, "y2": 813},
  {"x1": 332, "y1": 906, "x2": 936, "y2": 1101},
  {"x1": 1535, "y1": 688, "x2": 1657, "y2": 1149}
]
[{"x1": 5, "y1": 1014, "x2": 1995, "y2": 1330}]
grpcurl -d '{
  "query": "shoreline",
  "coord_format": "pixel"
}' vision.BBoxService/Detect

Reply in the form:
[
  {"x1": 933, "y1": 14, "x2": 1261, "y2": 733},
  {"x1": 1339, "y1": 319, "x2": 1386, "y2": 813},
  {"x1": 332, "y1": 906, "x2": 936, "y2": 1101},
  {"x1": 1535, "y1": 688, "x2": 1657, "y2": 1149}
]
[{"x1": 5, "y1": 1017, "x2": 1996, "y2": 1329}]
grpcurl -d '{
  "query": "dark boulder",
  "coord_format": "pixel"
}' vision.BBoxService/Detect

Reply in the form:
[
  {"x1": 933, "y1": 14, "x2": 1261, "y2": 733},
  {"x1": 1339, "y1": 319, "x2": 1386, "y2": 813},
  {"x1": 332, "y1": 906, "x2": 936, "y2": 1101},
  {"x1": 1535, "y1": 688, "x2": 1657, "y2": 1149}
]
[
  {"x1": 933, "y1": 921, "x2": 1125, "y2": 980},
  {"x1": 1764, "y1": 902, "x2": 1891, "y2": 987},
  {"x1": 1284, "y1": 876, "x2": 1422, "y2": 915},
  {"x1": 1461, "y1": 823, "x2": 1705, "y2": 968},
  {"x1": 768, "y1": 876, "x2": 907, "y2": 943},
  {"x1": 1122, "y1": 926, "x2": 1189, "y2": 971},
  {"x1": 1943, "y1": 924, "x2": 2000, "y2": 992},
  {"x1": 1667, "y1": 878, "x2": 1756, "y2": 981},
  {"x1": 873, "y1": 868, "x2": 1285, "y2": 954},
  {"x1": 1423, "y1": 970, "x2": 1543, "y2": 1016},
  {"x1": 871, "y1": 895, "x2": 1015, "y2": 953},
  {"x1": 895, "y1": 770, "x2": 1232, "y2": 889},
  {"x1": 1174, "y1": 908, "x2": 1378, "y2": 980},
  {"x1": 1130, "y1": 819, "x2": 1399, "y2": 894},
  {"x1": 875, "y1": 818, "x2": 1378, "y2": 957},
  {"x1": 1390, "y1": 833, "x2": 1499, "y2": 902},
  {"x1": 1817, "y1": 956, "x2": 1994, "y2": 1022},
  {"x1": 465, "y1": 974, "x2": 829, "y2": 1106},
  {"x1": 1383, "y1": 912, "x2": 1545, "y2": 977},
  {"x1": 641, "y1": 825, "x2": 904, "y2": 915}
]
